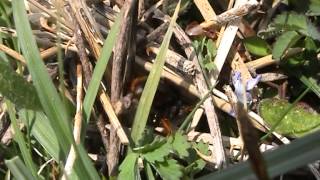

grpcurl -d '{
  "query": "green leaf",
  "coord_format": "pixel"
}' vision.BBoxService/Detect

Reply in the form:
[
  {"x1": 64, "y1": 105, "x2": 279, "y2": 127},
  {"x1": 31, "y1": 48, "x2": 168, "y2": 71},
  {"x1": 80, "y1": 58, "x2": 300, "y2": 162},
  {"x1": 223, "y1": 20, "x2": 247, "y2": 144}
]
[
  {"x1": 0, "y1": 61, "x2": 41, "y2": 110},
  {"x1": 5, "y1": 157, "x2": 34, "y2": 180},
  {"x1": 243, "y1": 36, "x2": 270, "y2": 56},
  {"x1": 154, "y1": 159, "x2": 183, "y2": 180},
  {"x1": 306, "y1": 20, "x2": 320, "y2": 41},
  {"x1": 271, "y1": 12, "x2": 320, "y2": 40},
  {"x1": 273, "y1": 12, "x2": 307, "y2": 32},
  {"x1": 144, "y1": 162, "x2": 155, "y2": 180},
  {"x1": 18, "y1": 109, "x2": 62, "y2": 161},
  {"x1": 203, "y1": 54, "x2": 216, "y2": 71},
  {"x1": 194, "y1": 140, "x2": 209, "y2": 155},
  {"x1": 259, "y1": 98, "x2": 320, "y2": 137},
  {"x1": 206, "y1": 39, "x2": 217, "y2": 58},
  {"x1": 6, "y1": 101, "x2": 38, "y2": 179},
  {"x1": 142, "y1": 140, "x2": 171, "y2": 163},
  {"x1": 197, "y1": 131, "x2": 320, "y2": 180},
  {"x1": 307, "y1": 0, "x2": 320, "y2": 16},
  {"x1": 119, "y1": 153, "x2": 139, "y2": 180},
  {"x1": 304, "y1": 37, "x2": 317, "y2": 51},
  {"x1": 131, "y1": 1, "x2": 181, "y2": 145},
  {"x1": 133, "y1": 136, "x2": 166, "y2": 153},
  {"x1": 184, "y1": 140, "x2": 209, "y2": 176},
  {"x1": 184, "y1": 159, "x2": 206, "y2": 177},
  {"x1": 13, "y1": 0, "x2": 72, "y2": 154},
  {"x1": 272, "y1": 31, "x2": 301, "y2": 60},
  {"x1": 170, "y1": 132, "x2": 191, "y2": 158}
]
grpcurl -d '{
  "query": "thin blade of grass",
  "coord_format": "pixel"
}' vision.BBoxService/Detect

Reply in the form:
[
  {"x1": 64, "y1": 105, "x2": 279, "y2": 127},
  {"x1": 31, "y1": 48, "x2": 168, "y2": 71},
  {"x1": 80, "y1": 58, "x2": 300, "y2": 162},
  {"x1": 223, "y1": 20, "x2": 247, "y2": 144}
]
[
  {"x1": 5, "y1": 156, "x2": 34, "y2": 180},
  {"x1": 6, "y1": 101, "x2": 38, "y2": 179},
  {"x1": 18, "y1": 109, "x2": 62, "y2": 161},
  {"x1": 12, "y1": 0, "x2": 72, "y2": 153},
  {"x1": 12, "y1": 1, "x2": 99, "y2": 178},
  {"x1": 130, "y1": 1, "x2": 181, "y2": 145},
  {"x1": 197, "y1": 131, "x2": 320, "y2": 180},
  {"x1": 300, "y1": 75, "x2": 320, "y2": 98},
  {"x1": 83, "y1": 11, "x2": 123, "y2": 123}
]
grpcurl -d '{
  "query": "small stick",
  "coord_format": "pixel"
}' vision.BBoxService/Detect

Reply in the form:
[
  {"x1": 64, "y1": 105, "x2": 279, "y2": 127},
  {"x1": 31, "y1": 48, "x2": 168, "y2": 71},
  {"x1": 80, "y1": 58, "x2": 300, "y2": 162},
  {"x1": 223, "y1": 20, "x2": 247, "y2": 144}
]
[
  {"x1": 0, "y1": 44, "x2": 61, "y2": 64},
  {"x1": 225, "y1": 84, "x2": 269, "y2": 180},
  {"x1": 73, "y1": 21, "x2": 93, "y2": 87},
  {"x1": 246, "y1": 48, "x2": 304, "y2": 69},
  {"x1": 187, "y1": 0, "x2": 259, "y2": 35},
  {"x1": 188, "y1": 108, "x2": 204, "y2": 133},
  {"x1": 245, "y1": 55, "x2": 273, "y2": 69},
  {"x1": 99, "y1": 91, "x2": 129, "y2": 145},
  {"x1": 109, "y1": 0, "x2": 137, "y2": 176},
  {"x1": 0, "y1": 44, "x2": 26, "y2": 64},
  {"x1": 194, "y1": 0, "x2": 216, "y2": 21},
  {"x1": 147, "y1": 46, "x2": 195, "y2": 75},
  {"x1": 62, "y1": 63, "x2": 83, "y2": 179},
  {"x1": 216, "y1": 0, "x2": 235, "y2": 46},
  {"x1": 208, "y1": 0, "x2": 256, "y2": 87},
  {"x1": 67, "y1": 0, "x2": 103, "y2": 59}
]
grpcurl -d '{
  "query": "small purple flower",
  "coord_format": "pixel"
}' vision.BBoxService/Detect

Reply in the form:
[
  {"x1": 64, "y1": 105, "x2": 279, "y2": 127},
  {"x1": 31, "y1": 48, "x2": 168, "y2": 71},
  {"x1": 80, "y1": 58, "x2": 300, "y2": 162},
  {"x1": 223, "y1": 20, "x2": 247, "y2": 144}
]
[
  {"x1": 246, "y1": 75, "x2": 261, "y2": 91},
  {"x1": 232, "y1": 71, "x2": 261, "y2": 105}
]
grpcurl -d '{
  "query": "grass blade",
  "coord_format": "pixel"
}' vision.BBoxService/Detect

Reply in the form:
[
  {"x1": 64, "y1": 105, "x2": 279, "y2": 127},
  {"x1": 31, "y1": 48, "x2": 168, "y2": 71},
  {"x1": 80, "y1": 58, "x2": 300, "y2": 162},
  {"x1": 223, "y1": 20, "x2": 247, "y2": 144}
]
[
  {"x1": 130, "y1": 1, "x2": 181, "y2": 145},
  {"x1": 83, "y1": 11, "x2": 123, "y2": 123},
  {"x1": 5, "y1": 156, "x2": 34, "y2": 180},
  {"x1": 18, "y1": 109, "x2": 62, "y2": 161},
  {"x1": 12, "y1": 0, "x2": 72, "y2": 153},
  {"x1": 300, "y1": 75, "x2": 320, "y2": 98},
  {"x1": 12, "y1": 1, "x2": 99, "y2": 178},
  {"x1": 197, "y1": 131, "x2": 320, "y2": 180},
  {"x1": 6, "y1": 101, "x2": 38, "y2": 179}
]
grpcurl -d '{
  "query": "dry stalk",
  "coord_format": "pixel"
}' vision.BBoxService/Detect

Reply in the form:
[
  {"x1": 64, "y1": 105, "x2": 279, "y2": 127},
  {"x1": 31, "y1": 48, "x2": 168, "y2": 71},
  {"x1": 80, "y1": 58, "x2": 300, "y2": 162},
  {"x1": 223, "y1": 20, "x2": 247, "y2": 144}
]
[
  {"x1": 224, "y1": 84, "x2": 269, "y2": 180},
  {"x1": 208, "y1": 0, "x2": 257, "y2": 86},
  {"x1": 147, "y1": 46, "x2": 195, "y2": 75},
  {"x1": 194, "y1": 0, "x2": 216, "y2": 21},
  {"x1": 109, "y1": 0, "x2": 137, "y2": 176},
  {"x1": 67, "y1": 0, "x2": 103, "y2": 59},
  {"x1": 62, "y1": 63, "x2": 83, "y2": 179},
  {"x1": 187, "y1": 0, "x2": 259, "y2": 35},
  {"x1": 173, "y1": 25, "x2": 227, "y2": 168}
]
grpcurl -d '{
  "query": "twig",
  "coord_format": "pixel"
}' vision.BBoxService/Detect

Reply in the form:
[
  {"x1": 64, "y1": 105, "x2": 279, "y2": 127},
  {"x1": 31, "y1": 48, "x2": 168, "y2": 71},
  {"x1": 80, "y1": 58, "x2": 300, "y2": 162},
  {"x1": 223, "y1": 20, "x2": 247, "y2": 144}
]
[
  {"x1": 0, "y1": 44, "x2": 26, "y2": 64},
  {"x1": 216, "y1": 0, "x2": 235, "y2": 46},
  {"x1": 109, "y1": 0, "x2": 137, "y2": 176},
  {"x1": 147, "y1": 45, "x2": 195, "y2": 75},
  {"x1": 208, "y1": 0, "x2": 257, "y2": 87},
  {"x1": 224, "y1": 83, "x2": 269, "y2": 180},
  {"x1": 194, "y1": 0, "x2": 216, "y2": 21},
  {"x1": 73, "y1": 22, "x2": 93, "y2": 87},
  {"x1": 99, "y1": 91, "x2": 129, "y2": 145},
  {"x1": 62, "y1": 63, "x2": 83, "y2": 179},
  {"x1": 187, "y1": 0, "x2": 259, "y2": 35},
  {"x1": 245, "y1": 48, "x2": 304, "y2": 69},
  {"x1": 67, "y1": 0, "x2": 103, "y2": 59}
]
